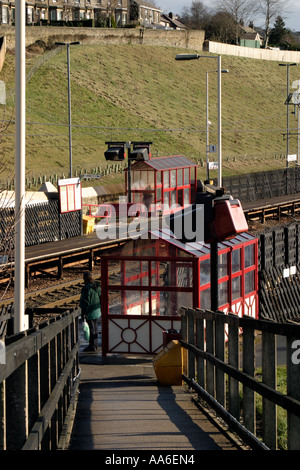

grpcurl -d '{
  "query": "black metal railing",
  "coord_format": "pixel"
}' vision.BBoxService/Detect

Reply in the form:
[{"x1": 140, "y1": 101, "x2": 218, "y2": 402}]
[
  {"x1": 0, "y1": 308, "x2": 81, "y2": 450},
  {"x1": 180, "y1": 307, "x2": 300, "y2": 450}
]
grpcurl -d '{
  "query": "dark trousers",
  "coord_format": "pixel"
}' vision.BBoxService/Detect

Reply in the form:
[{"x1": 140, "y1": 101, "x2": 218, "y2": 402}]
[{"x1": 87, "y1": 319, "x2": 99, "y2": 350}]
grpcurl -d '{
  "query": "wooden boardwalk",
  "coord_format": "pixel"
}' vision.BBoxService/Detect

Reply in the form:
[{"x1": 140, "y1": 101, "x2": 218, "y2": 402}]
[{"x1": 68, "y1": 350, "x2": 240, "y2": 452}]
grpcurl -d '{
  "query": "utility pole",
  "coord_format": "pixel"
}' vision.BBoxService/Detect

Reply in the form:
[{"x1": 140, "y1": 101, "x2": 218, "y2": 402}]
[{"x1": 14, "y1": 0, "x2": 26, "y2": 333}]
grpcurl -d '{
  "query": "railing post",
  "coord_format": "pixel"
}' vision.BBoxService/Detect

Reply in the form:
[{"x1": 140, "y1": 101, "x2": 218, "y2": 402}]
[
  {"x1": 0, "y1": 381, "x2": 5, "y2": 449},
  {"x1": 6, "y1": 362, "x2": 27, "y2": 449},
  {"x1": 187, "y1": 309, "x2": 195, "y2": 381},
  {"x1": 181, "y1": 309, "x2": 187, "y2": 378},
  {"x1": 28, "y1": 346, "x2": 40, "y2": 435},
  {"x1": 242, "y1": 323, "x2": 255, "y2": 434},
  {"x1": 228, "y1": 315, "x2": 240, "y2": 420},
  {"x1": 215, "y1": 312, "x2": 225, "y2": 406},
  {"x1": 206, "y1": 312, "x2": 215, "y2": 397},
  {"x1": 287, "y1": 336, "x2": 300, "y2": 450},
  {"x1": 262, "y1": 331, "x2": 277, "y2": 449},
  {"x1": 196, "y1": 315, "x2": 205, "y2": 388}
]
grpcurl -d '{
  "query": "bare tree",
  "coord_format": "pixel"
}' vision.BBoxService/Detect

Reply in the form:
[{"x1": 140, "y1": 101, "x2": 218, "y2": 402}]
[
  {"x1": 180, "y1": 1, "x2": 210, "y2": 30},
  {"x1": 205, "y1": 11, "x2": 238, "y2": 43},
  {"x1": 255, "y1": 0, "x2": 294, "y2": 48},
  {"x1": 214, "y1": 0, "x2": 256, "y2": 43}
]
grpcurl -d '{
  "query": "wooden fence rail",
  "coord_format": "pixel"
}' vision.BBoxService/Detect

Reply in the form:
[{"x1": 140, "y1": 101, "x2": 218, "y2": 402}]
[
  {"x1": 180, "y1": 307, "x2": 300, "y2": 450},
  {"x1": 0, "y1": 308, "x2": 81, "y2": 450}
]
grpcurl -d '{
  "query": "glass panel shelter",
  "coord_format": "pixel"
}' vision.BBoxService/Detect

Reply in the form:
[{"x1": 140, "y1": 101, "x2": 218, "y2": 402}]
[
  {"x1": 101, "y1": 230, "x2": 258, "y2": 356},
  {"x1": 126, "y1": 155, "x2": 198, "y2": 210}
]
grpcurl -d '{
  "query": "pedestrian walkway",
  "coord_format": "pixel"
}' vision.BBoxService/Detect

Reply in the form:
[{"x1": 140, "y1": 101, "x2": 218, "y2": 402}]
[{"x1": 68, "y1": 351, "x2": 240, "y2": 451}]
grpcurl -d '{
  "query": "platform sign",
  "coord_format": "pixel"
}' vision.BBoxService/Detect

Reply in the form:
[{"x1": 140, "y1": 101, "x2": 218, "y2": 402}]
[
  {"x1": 58, "y1": 177, "x2": 82, "y2": 213},
  {"x1": 208, "y1": 144, "x2": 217, "y2": 153}
]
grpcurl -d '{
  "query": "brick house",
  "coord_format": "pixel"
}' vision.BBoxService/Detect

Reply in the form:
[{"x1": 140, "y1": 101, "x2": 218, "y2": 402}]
[
  {"x1": 129, "y1": 0, "x2": 161, "y2": 27},
  {"x1": 0, "y1": 0, "x2": 161, "y2": 27}
]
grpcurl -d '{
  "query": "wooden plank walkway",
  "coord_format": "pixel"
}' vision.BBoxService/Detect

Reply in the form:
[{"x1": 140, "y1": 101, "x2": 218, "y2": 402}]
[{"x1": 68, "y1": 349, "x2": 240, "y2": 452}]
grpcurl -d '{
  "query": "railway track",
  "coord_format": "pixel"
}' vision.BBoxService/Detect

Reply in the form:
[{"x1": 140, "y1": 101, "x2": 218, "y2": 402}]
[
  {"x1": 243, "y1": 196, "x2": 300, "y2": 223},
  {"x1": 1, "y1": 278, "x2": 86, "y2": 311},
  {"x1": 0, "y1": 195, "x2": 299, "y2": 307}
]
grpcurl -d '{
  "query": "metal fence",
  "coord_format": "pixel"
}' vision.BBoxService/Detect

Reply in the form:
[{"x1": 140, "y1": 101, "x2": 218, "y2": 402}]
[
  {"x1": 180, "y1": 306, "x2": 300, "y2": 450},
  {"x1": 0, "y1": 307, "x2": 81, "y2": 450},
  {"x1": 223, "y1": 167, "x2": 300, "y2": 202},
  {"x1": 258, "y1": 222, "x2": 300, "y2": 271},
  {"x1": 0, "y1": 200, "x2": 82, "y2": 248}
]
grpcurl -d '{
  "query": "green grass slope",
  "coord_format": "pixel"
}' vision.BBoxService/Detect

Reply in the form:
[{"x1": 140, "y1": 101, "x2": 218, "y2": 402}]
[{"x1": 0, "y1": 43, "x2": 298, "y2": 184}]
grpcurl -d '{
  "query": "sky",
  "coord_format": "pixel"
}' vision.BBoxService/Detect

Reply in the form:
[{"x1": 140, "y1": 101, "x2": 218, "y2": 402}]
[{"x1": 157, "y1": 0, "x2": 300, "y2": 32}]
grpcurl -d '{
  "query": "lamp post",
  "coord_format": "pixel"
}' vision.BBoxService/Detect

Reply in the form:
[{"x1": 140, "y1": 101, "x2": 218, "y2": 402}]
[
  {"x1": 206, "y1": 68, "x2": 229, "y2": 182},
  {"x1": 175, "y1": 54, "x2": 225, "y2": 187},
  {"x1": 14, "y1": 0, "x2": 26, "y2": 333},
  {"x1": 279, "y1": 63, "x2": 297, "y2": 168},
  {"x1": 55, "y1": 41, "x2": 80, "y2": 178}
]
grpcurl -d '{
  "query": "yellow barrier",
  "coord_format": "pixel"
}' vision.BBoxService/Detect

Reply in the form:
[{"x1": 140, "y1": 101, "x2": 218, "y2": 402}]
[
  {"x1": 82, "y1": 215, "x2": 95, "y2": 234},
  {"x1": 153, "y1": 340, "x2": 183, "y2": 386}
]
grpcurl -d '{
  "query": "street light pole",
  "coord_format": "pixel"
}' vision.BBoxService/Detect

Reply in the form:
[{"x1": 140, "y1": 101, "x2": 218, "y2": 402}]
[
  {"x1": 206, "y1": 67, "x2": 229, "y2": 182},
  {"x1": 55, "y1": 41, "x2": 80, "y2": 178},
  {"x1": 279, "y1": 63, "x2": 297, "y2": 168},
  {"x1": 217, "y1": 55, "x2": 222, "y2": 187},
  {"x1": 175, "y1": 54, "x2": 226, "y2": 187},
  {"x1": 176, "y1": 54, "x2": 229, "y2": 312}
]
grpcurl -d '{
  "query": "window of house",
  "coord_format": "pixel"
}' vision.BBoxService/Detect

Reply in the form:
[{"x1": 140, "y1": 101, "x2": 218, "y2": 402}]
[{"x1": 2, "y1": 7, "x2": 8, "y2": 24}]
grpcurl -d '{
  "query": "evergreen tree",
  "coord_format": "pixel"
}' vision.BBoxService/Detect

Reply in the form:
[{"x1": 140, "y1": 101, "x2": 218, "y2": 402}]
[{"x1": 269, "y1": 15, "x2": 287, "y2": 45}]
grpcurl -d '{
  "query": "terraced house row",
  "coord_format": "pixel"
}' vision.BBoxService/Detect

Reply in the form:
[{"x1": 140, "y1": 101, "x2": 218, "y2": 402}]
[{"x1": 0, "y1": 0, "x2": 166, "y2": 28}]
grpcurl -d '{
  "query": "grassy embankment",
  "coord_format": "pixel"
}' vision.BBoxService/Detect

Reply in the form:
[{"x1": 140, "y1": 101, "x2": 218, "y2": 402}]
[{"x1": 0, "y1": 42, "x2": 299, "y2": 186}]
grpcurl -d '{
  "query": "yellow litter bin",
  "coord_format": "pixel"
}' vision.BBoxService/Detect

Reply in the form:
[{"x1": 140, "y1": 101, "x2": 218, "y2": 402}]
[
  {"x1": 153, "y1": 340, "x2": 183, "y2": 386},
  {"x1": 82, "y1": 215, "x2": 95, "y2": 234}
]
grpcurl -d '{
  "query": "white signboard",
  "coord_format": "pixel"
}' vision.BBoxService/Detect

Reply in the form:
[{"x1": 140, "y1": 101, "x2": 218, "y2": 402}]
[
  {"x1": 208, "y1": 162, "x2": 218, "y2": 170},
  {"x1": 287, "y1": 154, "x2": 297, "y2": 162},
  {"x1": 58, "y1": 177, "x2": 82, "y2": 213}
]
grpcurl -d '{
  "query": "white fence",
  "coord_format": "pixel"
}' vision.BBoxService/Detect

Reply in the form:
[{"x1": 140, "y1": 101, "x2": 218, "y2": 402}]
[{"x1": 205, "y1": 40, "x2": 300, "y2": 63}]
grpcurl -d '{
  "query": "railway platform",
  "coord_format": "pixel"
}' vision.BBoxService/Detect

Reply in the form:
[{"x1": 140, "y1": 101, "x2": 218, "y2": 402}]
[
  {"x1": 21, "y1": 193, "x2": 300, "y2": 270},
  {"x1": 67, "y1": 341, "x2": 241, "y2": 452}
]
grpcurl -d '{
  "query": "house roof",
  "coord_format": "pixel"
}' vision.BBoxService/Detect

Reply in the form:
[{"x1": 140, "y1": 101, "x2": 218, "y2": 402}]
[
  {"x1": 133, "y1": 0, "x2": 161, "y2": 11},
  {"x1": 160, "y1": 13, "x2": 186, "y2": 29},
  {"x1": 239, "y1": 25, "x2": 262, "y2": 39}
]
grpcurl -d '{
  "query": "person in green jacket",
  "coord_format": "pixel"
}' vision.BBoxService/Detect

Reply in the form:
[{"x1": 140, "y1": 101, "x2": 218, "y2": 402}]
[{"x1": 80, "y1": 271, "x2": 101, "y2": 352}]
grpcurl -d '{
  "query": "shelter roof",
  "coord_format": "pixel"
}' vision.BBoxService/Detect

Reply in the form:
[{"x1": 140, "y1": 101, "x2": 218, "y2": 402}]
[{"x1": 132, "y1": 155, "x2": 197, "y2": 171}]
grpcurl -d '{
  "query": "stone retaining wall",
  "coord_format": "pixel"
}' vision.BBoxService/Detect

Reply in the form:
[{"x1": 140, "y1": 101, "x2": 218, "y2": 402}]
[{"x1": 0, "y1": 26, "x2": 205, "y2": 51}]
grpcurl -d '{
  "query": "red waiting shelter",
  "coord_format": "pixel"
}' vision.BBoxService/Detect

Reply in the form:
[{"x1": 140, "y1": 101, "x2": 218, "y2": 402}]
[
  {"x1": 126, "y1": 155, "x2": 198, "y2": 210},
  {"x1": 101, "y1": 229, "x2": 258, "y2": 356}
]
